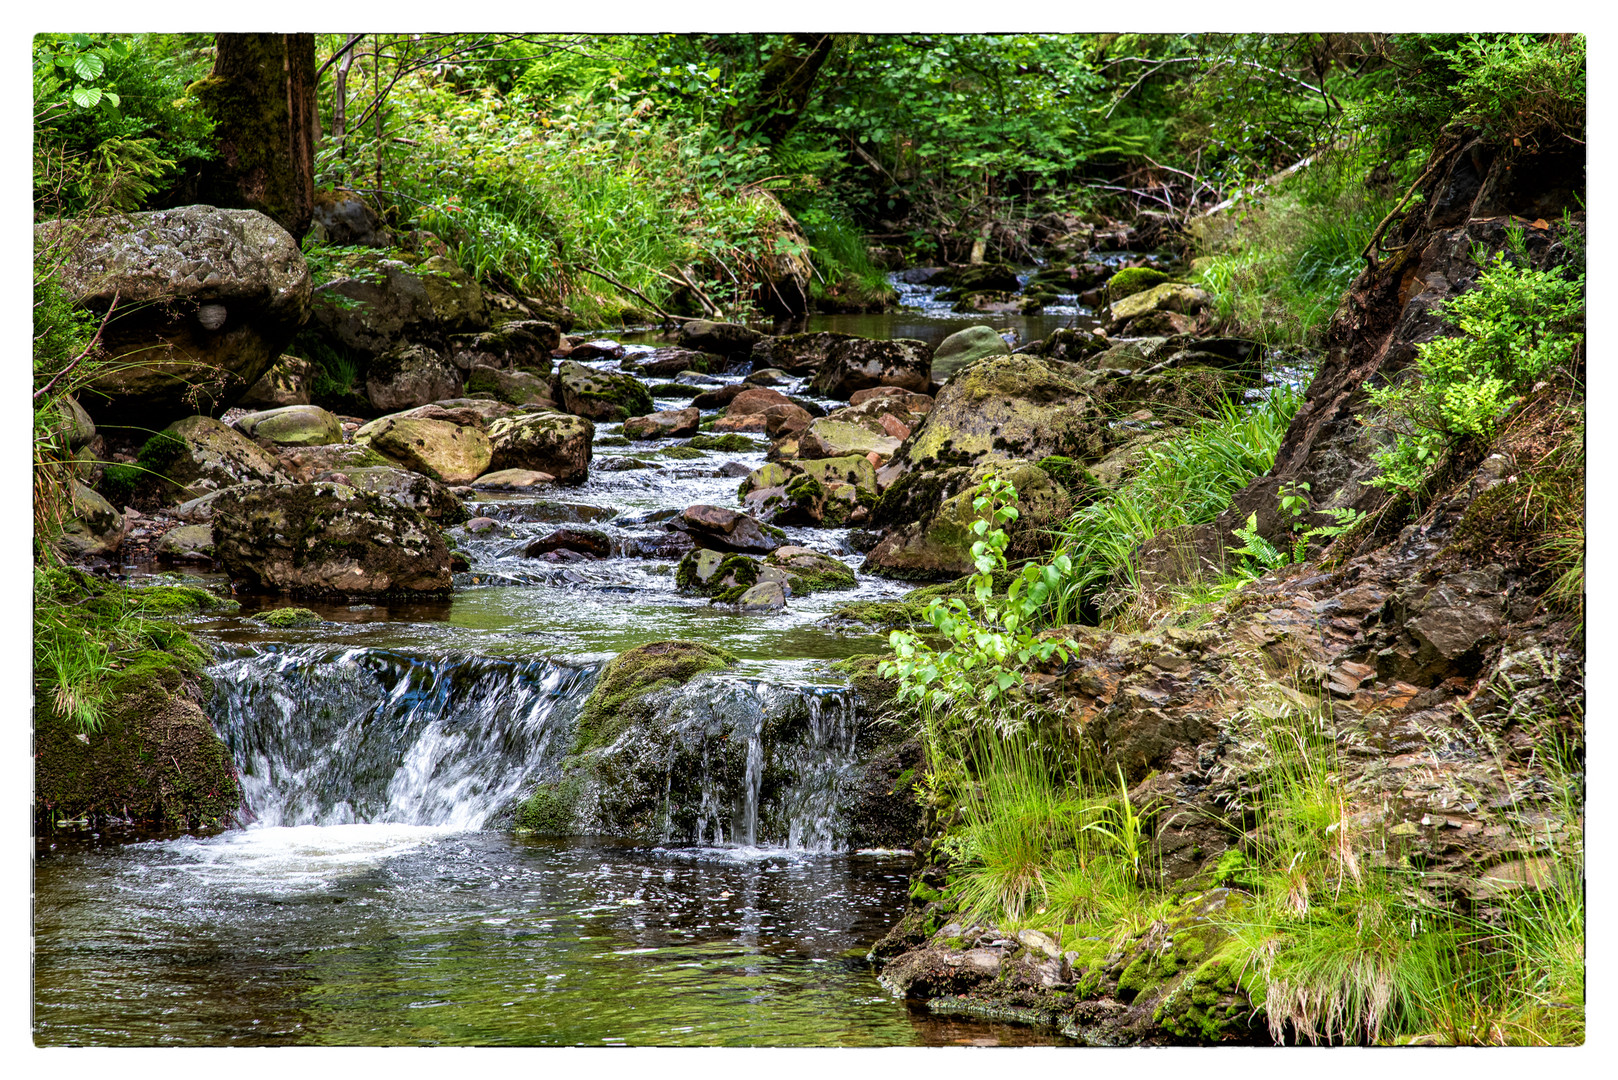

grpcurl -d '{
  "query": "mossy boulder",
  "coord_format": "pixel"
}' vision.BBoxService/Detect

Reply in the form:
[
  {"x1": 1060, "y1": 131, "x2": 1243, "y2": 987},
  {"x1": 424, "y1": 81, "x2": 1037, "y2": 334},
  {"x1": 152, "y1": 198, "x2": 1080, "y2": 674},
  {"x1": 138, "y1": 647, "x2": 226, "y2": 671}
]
[
  {"x1": 675, "y1": 548, "x2": 763, "y2": 597},
  {"x1": 513, "y1": 778, "x2": 584, "y2": 836},
  {"x1": 1108, "y1": 282, "x2": 1210, "y2": 324},
  {"x1": 933, "y1": 262, "x2": 1021, "y2": 295},
  {"x1": 809, "y1": 338, "x2": 934, "y2": 399},
  {"x1": 932, "y1": 325, "x2": 1011, "y2": 382},
  {"x1": 364, "y1": 342, "x2": 463, "y2": 412},
  {"x1": 151, "y1": 415, "x2": 291, "y2": 500},
  {"x1": 234, "y1": 404, "x2": 342, "y2": 446},
  {"x1": 211, "y1": 481, "x2": 452, "y2": 598},
  {"x1": 749, "y1": 331, "x2": 859, "y2": 376},
  {"x1": 34, "y1": 652, "x2": 242, "y2": 830},
  {"x1": 864, "y1": 460, "x2": 1061, "y2": 581},
  {"x1": 897, "y1": 354, "x2": 1100, "y2": 473},
  {"x1": 764, "y1": 546, "x2": 857, "y2": 592},
  {"x1": 250, "y1": 606, "x2": 320, "y2": 627},
  {"x1": 154, "y1": 524, "x2": 215, "y2": 564},
  {"x1": 328, "y1": 466, "x2": 469, "y2": 524},
  {"x1": 37, "y1": 205, "x2": 312, "y2": 425},
  {"x1": 1105, "y1": 266, "x2": 1173, "y2": 302},
  {"x1": 306, "y1": 248, "x2": 488, "y2": 361},
  {"x1": 798, "y1": 454, "x2": 878, "y2": 498},
  {"x1": 797, "y1": 419, "x2": 902, "y2": 461},
  {"x1": 688, "y1": 432, "x2": 762, "y2": 452},
  {"x1": 623, "y1": 407, "x2": 700, "y2": 439},
  {"x1": 56, "y1": 481, "x2": 127, "y2": 558},
  {"x1": 357, "y1": 414, "x2": 493, "y2": 485},
  {"x1": 486, "y1": 411, "x2": 594, "y2": 484},
  {"x1": 551, "y1": 359, "x2": 654, "y2": 422},
  {"x1": 676, "y1": 320, "x2": 763, "y2": 361},
  {"x1": 465, "y1": 364, "x2": 555, "y2": 407},
  {"x1": 574, "y1": 640, "x2": 738, "y2": 752}
]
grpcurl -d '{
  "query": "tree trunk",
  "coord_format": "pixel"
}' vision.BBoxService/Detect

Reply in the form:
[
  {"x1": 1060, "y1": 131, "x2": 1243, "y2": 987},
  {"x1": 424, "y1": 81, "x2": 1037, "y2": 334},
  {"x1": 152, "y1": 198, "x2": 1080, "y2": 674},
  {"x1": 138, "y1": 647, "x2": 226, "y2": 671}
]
[
  {"x1": 730, "y1": 34, "x2": 837, "y2": 145},
  {"x1": 189, "y1": 33, "x2": 318, "y2": 241}
]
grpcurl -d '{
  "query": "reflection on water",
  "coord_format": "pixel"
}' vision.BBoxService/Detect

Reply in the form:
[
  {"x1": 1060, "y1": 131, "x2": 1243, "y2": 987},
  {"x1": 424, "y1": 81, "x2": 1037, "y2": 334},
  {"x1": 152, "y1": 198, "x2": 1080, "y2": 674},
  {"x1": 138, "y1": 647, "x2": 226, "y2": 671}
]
[{"x1": 34, "y1": 830, "x2": 1072, "y2": 1046}]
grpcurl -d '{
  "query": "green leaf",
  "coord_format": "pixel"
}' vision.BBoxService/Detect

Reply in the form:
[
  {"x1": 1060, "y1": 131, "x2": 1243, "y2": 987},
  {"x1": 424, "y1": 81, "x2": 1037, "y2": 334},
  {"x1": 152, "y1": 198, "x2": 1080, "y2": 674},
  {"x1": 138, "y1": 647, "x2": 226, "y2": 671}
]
[
  {"x1": 70, "y1": 86, "x2": 101, "y2": 108},
  {"x1": 72, "y1": 54, "x2": 105, "y2": 81}
]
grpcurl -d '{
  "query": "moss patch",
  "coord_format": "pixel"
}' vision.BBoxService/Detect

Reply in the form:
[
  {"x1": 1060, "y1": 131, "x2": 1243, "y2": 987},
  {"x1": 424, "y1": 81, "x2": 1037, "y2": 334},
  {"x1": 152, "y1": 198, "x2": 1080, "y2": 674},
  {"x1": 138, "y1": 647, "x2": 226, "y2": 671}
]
[
  {"x1": 658, "y1": 445, "x2": 707, "y2": 460},
  {"x1": 573, "y1": 640, "x2": 737, "y2": 753},
  {"x1": 251, "y1": 606, "x2": 321, "y2": 627},
  {"x1": 513, "y1": 777, "x2": 583, "y2": 835},
  {"x1": 687, "y1": 433, "x2": 761, "y2": 452}
]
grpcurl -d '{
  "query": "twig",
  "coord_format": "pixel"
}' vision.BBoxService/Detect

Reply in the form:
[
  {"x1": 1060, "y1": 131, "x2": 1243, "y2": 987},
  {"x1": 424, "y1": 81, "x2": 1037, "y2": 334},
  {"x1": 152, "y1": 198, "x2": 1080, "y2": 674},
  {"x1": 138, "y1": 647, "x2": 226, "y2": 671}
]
[
  {"x1": 35, "y1": 289, "x2": 118, "y2": 403},
  {"x1": 575, "y1": 265, "x2": 698, "y2": 324},
  {"x1": 1359, "y1": 151, "x2": 1451, "y2": 270}
]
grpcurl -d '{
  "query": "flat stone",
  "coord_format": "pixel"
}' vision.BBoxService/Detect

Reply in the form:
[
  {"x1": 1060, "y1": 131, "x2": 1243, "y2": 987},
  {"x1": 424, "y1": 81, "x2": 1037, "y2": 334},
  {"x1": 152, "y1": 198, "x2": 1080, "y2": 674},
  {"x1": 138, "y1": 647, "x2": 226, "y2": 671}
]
[
  {"x1": 736, "y1": 581, "x2": 787, "y2": 611},
  {"x1": 473, "y1": 468, "x2": 556, "y2": 489}
]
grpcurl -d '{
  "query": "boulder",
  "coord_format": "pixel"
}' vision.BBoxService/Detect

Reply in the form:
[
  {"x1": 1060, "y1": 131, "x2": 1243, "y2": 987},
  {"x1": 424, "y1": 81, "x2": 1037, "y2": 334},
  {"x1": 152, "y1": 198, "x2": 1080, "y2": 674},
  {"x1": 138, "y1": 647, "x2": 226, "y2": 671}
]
[
  {"x1": 743, "y1": 367, "x2": 792, "y2": 387},
  {"x1": 675, "y1": 548, "x2": 767, "y2": 597},
  {"x1": 473, "y1": 468, "x2": 556, "y2": 490},
  {"x1": 571, "y1": 640, "x2": 737, "y2": 752},
  {"x1": 898, "y1": 354, "x2": 1098, "y2": 472},
  {"x1": 625, "y1": 347, "x2": 719, "y2": 378},
  {"x1": 273, "y1": 441, "x2": 392, "y2": 483},
  {"x1": 933, "y1": 262, "x2": 1021, "y2": 294},
  {"x1": 211, "y1": 482, "x2": 452, "y2": 597},
  {"x1": 486, "y1": 411, "x2": 593, "y2": 484},
  {"x1": 154, "y1": 524, "x2": 214, "y2": 564},
  {"x1": 234, "y1": 404, "x2": 342, "y2": 447},
  {"x1": 53, "y1": 395, "x2": 97, "y2": 451},
  {"x1": 566, "y1": 339, "x2": 625, "y2": 361},
  {"x1": 677, "y1": 320, "x2": 763, "y2": 360},
  {"x1": 358, "y1": 415, "x2": 493, "y2": 485},
  {"x1": 306, "y1": 249, "x2": 487, "y2": 361},
  {"x1": 726, "y1": 387, "x2": 796, "y2": 416},
  {"x1": 448, "y1": 321, "x2": 561, "y2": 372},
  {"x1": 365, "y1": 343, "x2": 463, "y2": 412},
  {"x1": 737, "y1": 581, "x2": 788, "y2": 612},
  {"x1": 524, "y1": 527, "x2": 614, "y2": 560},
  {"x1": 864, "y1": 460, "x2": 1062, "y2": 581},
  {"x1": 465, "y1": 364, "x2": 555, "y2": 407},
  {"x1": 237, "y1": 355, "x2": 313, "y2": 408},
  {"x1": 1108, "y1": 283, "x2": 1209, "y2": 325},
  {"x1": 809, "y1": 338, "x2": 934, "y2": 399},
  {"x1": 749, "y1": 331, "x2": 858, "y2": 376},
  {"x1": 673, "y1": 504, "x2": 782, "y2": 554},
  {"x1": 1104, "y1": 266, "x2": 1173, "y2": 303},
  {"x1": 320, "y1": 465, "x2": 469, "y2": 524},
  {"x1": 797, "y1": 418, "x2": 902, "y2": 461},
  {"x1": 798, "y1": 454, "x2": 878, "y2": 498},
  {"x1": 932, "y1": 325, "x2": 1011, "y2": 382},
  {"x1": 762, "y1": 403, "x2": 813, "y2": 438},
  {"x1": 309, "y1": 189, "x2": 392, "y2": 247},
  {"x1": 763, "y1": 546, "x2": 857, "y2": 592},
  {"x1": 151, "y1": 415, "x2": 290, "y2": 500},
  {"x1": 55, "y1": 481, "x2": 126, "y2": 557},
  {"x1": 551, "y1": 360, "x2": 654, "y2": 421},
  {"x1": 691, "y1": 384, "x2": 751, "y2": 411},
  {"x1": 37, "y1": 205, "x2": 311, "y2": 424},
  {"x1": 849, "y1": 386, "x2": 935, "y2": 412},
  {"x1": 623, "y1": 407, "x2": 701, "y2": 439}
]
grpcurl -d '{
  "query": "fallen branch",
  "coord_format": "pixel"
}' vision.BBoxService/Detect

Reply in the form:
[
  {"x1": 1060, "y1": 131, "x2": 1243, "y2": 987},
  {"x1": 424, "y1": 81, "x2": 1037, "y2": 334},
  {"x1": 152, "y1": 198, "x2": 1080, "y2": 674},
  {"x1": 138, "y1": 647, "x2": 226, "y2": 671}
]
[
  {"x1": 575, "y1": 264, "x2": 699, "y2": 324},
  {"x1": 1359, "y1": 152, "x2": 1452, "y2": 270}
]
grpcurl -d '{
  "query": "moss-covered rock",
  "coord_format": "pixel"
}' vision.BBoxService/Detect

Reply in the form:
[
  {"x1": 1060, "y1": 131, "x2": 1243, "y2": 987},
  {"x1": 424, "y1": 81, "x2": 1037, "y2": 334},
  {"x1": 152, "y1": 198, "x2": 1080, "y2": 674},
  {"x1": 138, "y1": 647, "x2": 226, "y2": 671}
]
[
  {"x1": 486, "y1": 411, "x2": 593, "y2": 484},
  {"x1": 56, "y1": 481, "x2": 127, "y2": 558},
  {"x1": 151, "y1": 415, "x2": 291, "y2": 500},
  {"x1": 364, "y1": 342, "x2": 464, "y2": 412},
  {"x1": 1105, "y1": 266, "x2": 1173, "y2": 303},
  {"x1": 764, "y1": 546, "x2": 857, "y2": 592},
  {"x1": 513, "y1": 777, "x2": 584, "y2": 836},
  {"x1": 552, "y1": 360, "x2": 655, "y2": 422},
  {"x1": 864, "y1": 460, "x2": 1062, "y2": 581},
  {"x1": 932, "y1": 325, "x2": 1011, "y2": 382},
  {"x1": 574, "y1": 640, "x2": 738, "y2": 752},
  {"x1": 306, "y1": 248, "x2": 488, "y2": 361},
  {"x1": 358, "y1": 414, "x2": 493, "y2": 485},
  {"x1": 898, "y1": 355, "x2": 1101, "y2": 473},
  {"x1": 331, "y1": 465, "x2": 470, "y2": 524},
  {"x1": 250, "y1": 606, "x2": 321, "y2": 627},
  {"x1": 809, "y1": 338, "x2": 934, "y2": 400},
  {"x1": 688, "y1": 432, "x2": 762, "y2": 452},
  {"x1": 1108, "y1": 283, "x2": 1209, "y2": 325},
  {"x1": 465, "y1": 364, "x2": 554, "y2": 407}
]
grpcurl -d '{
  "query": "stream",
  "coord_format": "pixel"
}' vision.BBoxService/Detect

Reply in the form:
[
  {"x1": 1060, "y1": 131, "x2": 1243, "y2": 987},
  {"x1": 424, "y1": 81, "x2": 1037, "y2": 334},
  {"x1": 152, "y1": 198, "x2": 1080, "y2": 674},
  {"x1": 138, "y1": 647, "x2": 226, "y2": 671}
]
[{"x1": 35, "y1": 272, "x2": 1103, "y2": 1046}]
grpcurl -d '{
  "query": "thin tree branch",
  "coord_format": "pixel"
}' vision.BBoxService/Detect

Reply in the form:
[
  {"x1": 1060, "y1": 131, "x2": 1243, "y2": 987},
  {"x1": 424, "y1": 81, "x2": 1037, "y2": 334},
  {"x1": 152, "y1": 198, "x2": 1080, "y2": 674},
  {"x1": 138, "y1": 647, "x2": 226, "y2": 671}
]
[{"x1": 35, "y1": 289, "x2": 119, "y2": 402}]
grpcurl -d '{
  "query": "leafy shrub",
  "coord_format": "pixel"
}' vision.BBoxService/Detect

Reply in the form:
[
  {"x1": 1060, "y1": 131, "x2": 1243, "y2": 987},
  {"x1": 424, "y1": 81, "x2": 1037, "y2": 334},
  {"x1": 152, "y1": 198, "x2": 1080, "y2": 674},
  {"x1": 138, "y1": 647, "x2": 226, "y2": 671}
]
[{"x1": 1362, "y1": 232, "x2": 1583, "y2": 494}]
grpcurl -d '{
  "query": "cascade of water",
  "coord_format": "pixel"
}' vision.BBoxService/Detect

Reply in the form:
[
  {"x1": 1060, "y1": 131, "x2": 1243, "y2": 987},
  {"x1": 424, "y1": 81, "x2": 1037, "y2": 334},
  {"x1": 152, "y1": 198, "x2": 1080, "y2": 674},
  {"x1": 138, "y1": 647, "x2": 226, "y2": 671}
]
[{"x1": 207, "y1": 645, "x2": 594, "y2": 829}]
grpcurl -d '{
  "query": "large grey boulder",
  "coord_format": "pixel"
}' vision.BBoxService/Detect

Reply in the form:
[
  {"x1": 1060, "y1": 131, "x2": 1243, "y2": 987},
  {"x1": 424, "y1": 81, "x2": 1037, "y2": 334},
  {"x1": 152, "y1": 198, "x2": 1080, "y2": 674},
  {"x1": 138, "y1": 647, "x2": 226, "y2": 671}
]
[
  {"x1": 486, "y1": 411, "x2": 593, "y2": 484},
  {"x1": 234, "y1": 405, "x2": 342, "y2": 447},
  {"x1": 932, "y1": 325, "x2": 1010, "y2": 382},
  {"x1": 55, "y1": 481, "x2": 126, "y2": 557},
  {"x1": 809, "y1": 338, "x2": 934, "y2": 399},
  {"x1": 151, "y1": 415, "x2": 290, "y2": 500},
  {"x1": 306, "y1": 249, "x2": 487, "y2": 362},
  {"x1": 211, "y1": 482, "x2": 452, "y2": 598},
  {"x1": 37, "y1": 205, "x2": 311, "y2": 425},
  {"x1": 365, "y1": 343, "x2": 463, "y2": 412}
]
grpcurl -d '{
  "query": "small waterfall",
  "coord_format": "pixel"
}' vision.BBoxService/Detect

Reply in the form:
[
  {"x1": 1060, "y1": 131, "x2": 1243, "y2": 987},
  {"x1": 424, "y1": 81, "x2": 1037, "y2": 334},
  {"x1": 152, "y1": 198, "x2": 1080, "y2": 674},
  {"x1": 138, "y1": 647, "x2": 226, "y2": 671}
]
[
  {"x1": 208, "y1": 645, "x2": 595, "y2": 828},
  {"x1": 209, "y1": 645, "x2": 876, "y2": 850}
]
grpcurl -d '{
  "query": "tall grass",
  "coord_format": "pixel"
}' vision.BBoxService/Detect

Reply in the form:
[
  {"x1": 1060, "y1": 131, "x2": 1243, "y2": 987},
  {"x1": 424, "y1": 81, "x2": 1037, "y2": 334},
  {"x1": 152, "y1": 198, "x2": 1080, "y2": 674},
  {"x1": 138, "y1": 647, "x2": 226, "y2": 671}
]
[{"x1": 1050, "y1": 386, "x2": 1300, "y2": 624}]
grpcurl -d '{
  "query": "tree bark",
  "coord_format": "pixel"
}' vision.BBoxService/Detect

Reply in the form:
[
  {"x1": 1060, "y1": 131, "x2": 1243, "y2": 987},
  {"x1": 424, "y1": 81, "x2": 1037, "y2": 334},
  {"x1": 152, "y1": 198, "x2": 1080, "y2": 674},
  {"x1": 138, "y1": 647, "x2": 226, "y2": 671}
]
[
  {"x1": 731, "y1": 34, "x2": 837, "y2": 145},
  {"x1": 189, "y1": 33, "x2": 318, "y2": 240}
]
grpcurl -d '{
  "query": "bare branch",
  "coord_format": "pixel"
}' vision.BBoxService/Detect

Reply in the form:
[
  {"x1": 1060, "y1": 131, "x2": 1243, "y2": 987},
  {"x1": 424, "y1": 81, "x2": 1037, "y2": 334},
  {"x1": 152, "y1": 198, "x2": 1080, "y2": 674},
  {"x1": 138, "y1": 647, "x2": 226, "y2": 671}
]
[{"x1": 35, "y1": 289, "x2": 119, "y2": 403}]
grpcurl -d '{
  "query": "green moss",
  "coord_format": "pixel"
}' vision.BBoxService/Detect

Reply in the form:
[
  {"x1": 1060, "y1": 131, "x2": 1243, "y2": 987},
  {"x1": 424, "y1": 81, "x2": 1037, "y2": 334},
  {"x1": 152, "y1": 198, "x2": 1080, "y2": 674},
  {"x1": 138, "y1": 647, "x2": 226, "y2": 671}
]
[
  {"x1": 658, "y1": 445, "x2": 706, "y2": 460},
  {"x1": 596, "y1": 435, "x2": 632, "y2": 447},
  {"x1": 513, "y1": 777, "x2": 583, "y2": 835},
  {"x1": 1106, "y1": 267, "x2": 1174, "y2": 302},
  {"x1": 1034, "y1": 454, "x2": 1098, "y2": 494},
  {"x1": 1152, "y1": 946, "x2": 1255, "y2": 1042},
  {"x1": 687, "y1": 433, "x2": 761, "y2": 452},
  {"x1": 129, "y1": 584, "x2": 240, "y2": 616},
  {"x1": 573, "y1": 640, "x2": 737, "y2": 753},
  {"x1": 251, "y1": 607, "x2": 321, "y2": 628}
]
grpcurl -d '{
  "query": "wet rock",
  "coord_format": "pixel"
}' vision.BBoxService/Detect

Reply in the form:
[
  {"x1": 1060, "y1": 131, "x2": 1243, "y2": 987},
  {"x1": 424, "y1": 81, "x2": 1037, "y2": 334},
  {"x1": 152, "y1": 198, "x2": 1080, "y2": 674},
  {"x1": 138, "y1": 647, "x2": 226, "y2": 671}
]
[
  {"x1": 357, "y1": 415, "x2": 493, "y2": 486},
  {"x1": 762, "y1": 403, "x2": 813, "y2": 438},
  {"x1": 623, "y1": 407, "x2": 701, "y2": 439},
  {"x1": 571, "y1": 640, "x2": 738, "y2": 752},
  {"x1": 625, "y1": 347, "x2": 720, "y2": 378},
  {"x1": 933, "y1": 262, "x2": 1021, "y2": 294},
  {"x1": 932, "y1": 325, "x2": 1011, "y2": 382},
  {"x1": 737, "y1": 580, "x2": 788, "y2": 612},
  {"x1": 898, "y1": 354, "x2": 1096, "y2": 473},
  {"x1": 486, "y1": 412, "x2": 593, "y2": 484},
  {"x1": 37, "y1": 205, "x2": 311, "y2": 424},
  {"x1": 763, "y1": 546, "x2": 857, "y2": 592},
  {"x1": 211, "y1": 482, "x2": 452, "y2": 597},
  {"x1": 465, "y1": 516, "x2": 498, "y2": 534},
  {"x1": 744, "y1": 367, "x2": 793, "y2": 386},
  {"x1": 750, "y1": 331, "x2": 859, "y2": 376},
  {"x1": 865, "y1": 459, "x2": 1061, "y2": 581},
  {"x1": 675, "y1": 548, "x2": 770, "y2": 598},
  {"x1": 250, "y1": 606, "x2": 322, "y2": 627},
  {"x1": 809, "y1": 338, "x2": 934, "y2": 399},
  {"x1": 154, "y1": 524, "x2": 214, "y2": 564},
  {"x1": 474, "y1": 468, "x2": 557, "y2": 490},
  {"x1": 365, "y1": 343, "x2": 463, "y2": 412},
  {"x1": 551, "y1": 359, "x2": 654, "y2": 421},
  {"x1": 673, "y1": 504, "x2": 783, "y2": 554},
  {"x1": 448, "y1": 320, "x2": 561, "y2": 372},
  {"x1": 1107, "y1": 282, "x2": 1209, "y2": 326},
  {"x1": 715, "y1": 461, "x2": 753, "y2": 478},
  {"x1": 524, "y1": 527, "x2": 614, "y2": 560},
  {"x1": 321, "y1": 465, "x2": 469, "y2": 524},
  {"x1": 566, "y1": 338, "x2": 624, "y2": 361},
  {"x1": 465, "y1": 364, "x2": 555, "y2": 407},
  {"x1": 797, "y1": 419, "x2": 902, "y2": 461},
  {"x1": 55, "y1": 481, "x2": 127, "y2": 557},
  {"x1": 234, "y1": 404, "x2": 343, "y2": 447},
  {"x1": 237, "y1": 355, "x2": 313, "y2": 408},
  {"x1": 691, "y1": 383, "x2": 751, "y2": 411},
  {"x1": 677, "y1": 320, "x2": 763, "y2": 360}
]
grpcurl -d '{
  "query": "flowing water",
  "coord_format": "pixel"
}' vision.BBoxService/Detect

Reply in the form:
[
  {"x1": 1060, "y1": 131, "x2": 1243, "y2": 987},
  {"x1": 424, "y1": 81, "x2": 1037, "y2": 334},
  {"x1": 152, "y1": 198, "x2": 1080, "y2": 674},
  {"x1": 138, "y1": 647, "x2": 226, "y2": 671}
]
[{"x1": 35, "y1": 274, "x2": 1119, "y2": 1046}]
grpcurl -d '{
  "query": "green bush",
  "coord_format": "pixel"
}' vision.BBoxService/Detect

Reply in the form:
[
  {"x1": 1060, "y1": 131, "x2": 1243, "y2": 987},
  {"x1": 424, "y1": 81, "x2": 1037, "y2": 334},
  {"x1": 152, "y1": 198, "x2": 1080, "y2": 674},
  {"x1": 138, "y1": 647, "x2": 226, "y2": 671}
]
[{"x1": 1362, "y1": 231, "x2": 1584, "y2": 494}]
